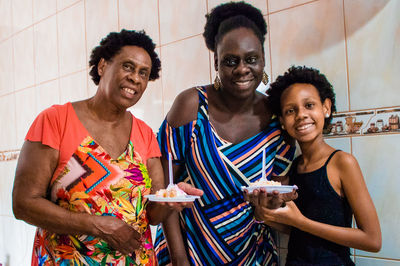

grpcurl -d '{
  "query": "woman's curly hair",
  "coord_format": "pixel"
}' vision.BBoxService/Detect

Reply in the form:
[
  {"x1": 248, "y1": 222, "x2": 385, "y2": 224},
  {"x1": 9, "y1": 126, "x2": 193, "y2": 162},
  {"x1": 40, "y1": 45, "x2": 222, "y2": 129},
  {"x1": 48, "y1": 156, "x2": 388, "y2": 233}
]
[
  {"x1": 267, "y1": 66, "x2": 337, "y2": 129},
  {"x1": 89, "y1": 29, "x2": 161, "y2": 85},
  {"x1": 203, "y1": 1, "x2": 267, "y2": 52}
]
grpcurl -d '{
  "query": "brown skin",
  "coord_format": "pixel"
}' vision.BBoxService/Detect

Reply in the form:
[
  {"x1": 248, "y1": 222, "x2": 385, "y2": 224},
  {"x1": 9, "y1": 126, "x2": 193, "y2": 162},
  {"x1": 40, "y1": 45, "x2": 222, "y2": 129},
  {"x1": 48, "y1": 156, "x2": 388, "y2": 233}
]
[
  {"x1": 12, "y1": 45, "x2": 201, "y2": 256},
  {"x1": 161, "y1": 27, "x2": 294, "y2": 265},
  {"x1": 258, "y1": 83, "x2": 382, "y2": 252}
]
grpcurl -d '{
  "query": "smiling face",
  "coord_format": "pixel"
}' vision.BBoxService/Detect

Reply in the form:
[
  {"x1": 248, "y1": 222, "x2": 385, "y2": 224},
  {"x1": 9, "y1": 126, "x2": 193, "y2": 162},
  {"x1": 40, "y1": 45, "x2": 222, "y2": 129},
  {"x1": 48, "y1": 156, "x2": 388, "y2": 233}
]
[
  {"x1": 280, "y1": 83, "x2": 331, "y2": 144},
  {"x1": 97, "y1": 45, "x2": 152, "y2": 109},
  {"x1": 215, "y1": 27, "x2": 264, "y2": 98}
]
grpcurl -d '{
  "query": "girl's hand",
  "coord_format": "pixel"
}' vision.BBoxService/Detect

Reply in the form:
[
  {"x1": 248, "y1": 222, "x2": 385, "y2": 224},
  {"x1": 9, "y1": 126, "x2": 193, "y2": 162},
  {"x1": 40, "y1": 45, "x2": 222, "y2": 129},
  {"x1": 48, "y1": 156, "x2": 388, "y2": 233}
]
[
  {"x1": 258, "y1": 201, "x2": 304, "y2": 226},
  {"x1": 243, "y1": 188, "x2": 297, "y2": 209}
]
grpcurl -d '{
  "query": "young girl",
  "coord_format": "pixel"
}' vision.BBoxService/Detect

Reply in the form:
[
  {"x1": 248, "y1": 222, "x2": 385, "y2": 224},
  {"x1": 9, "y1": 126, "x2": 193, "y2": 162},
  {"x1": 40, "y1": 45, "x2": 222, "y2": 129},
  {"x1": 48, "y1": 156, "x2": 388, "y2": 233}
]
[{"x1": 260, "y1": 66, "x2": 381, "y2": 265}]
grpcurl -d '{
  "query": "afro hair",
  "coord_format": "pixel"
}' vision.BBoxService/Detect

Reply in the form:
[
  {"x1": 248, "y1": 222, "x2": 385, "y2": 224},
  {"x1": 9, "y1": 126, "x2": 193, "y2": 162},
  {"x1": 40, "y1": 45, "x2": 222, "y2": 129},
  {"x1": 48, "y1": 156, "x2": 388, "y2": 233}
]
[
  {"x1": 267, "y1": 66, "x2": 337, "y2": 129},
  {"x1": 203, "y1": 1, "x2": 267, "y2": 52},
  {"x1": 89, "y1": 29, "x2": 161, "y2": 85}
]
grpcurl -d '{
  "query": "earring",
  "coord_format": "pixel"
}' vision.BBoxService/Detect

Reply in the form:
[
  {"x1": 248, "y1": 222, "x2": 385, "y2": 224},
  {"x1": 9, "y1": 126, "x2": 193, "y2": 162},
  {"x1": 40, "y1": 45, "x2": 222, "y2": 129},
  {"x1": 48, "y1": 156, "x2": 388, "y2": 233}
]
[
  {"x1": 262, "y1": 71, "x2": 269, "y2": 85},
  {"x1": 325, "y1": 113, "x2": 330, "y2": 118},
  {"x1": 214, "y1": 74, "x2": 221, "y2": 91},
  {"x1": 281, "y1": 124, "x2": 285, "y2": 130}
]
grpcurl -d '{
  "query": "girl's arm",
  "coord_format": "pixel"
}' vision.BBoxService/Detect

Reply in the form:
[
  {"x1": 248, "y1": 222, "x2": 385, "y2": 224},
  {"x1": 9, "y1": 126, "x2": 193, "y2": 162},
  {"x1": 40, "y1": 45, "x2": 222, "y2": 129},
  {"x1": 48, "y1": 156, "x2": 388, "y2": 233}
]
[
  {"x1": 259, "y1": 153, "x2": 381, "y2": 252},
  {"x1": 255, "y1": 205, "x2": 291, "y2": 234}
]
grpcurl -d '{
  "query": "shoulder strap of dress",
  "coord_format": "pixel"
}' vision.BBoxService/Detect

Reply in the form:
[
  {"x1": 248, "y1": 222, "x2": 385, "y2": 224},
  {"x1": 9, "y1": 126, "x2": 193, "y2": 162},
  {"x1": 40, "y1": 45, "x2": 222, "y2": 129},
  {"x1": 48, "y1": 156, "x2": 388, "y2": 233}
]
[
  {"x1": 324, "y1": 150, "x2": 341, "y2": 166},
  {"x1": 196, "y1": 86, "x2": 209, "y2": 117}
]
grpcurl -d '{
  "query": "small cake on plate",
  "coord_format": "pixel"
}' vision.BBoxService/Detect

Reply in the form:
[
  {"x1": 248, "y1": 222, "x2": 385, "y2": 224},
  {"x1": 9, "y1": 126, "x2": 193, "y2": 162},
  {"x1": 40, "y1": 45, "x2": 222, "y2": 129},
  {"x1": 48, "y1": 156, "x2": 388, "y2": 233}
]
[
  {"x1": 250, "y1": 179, "x2": 281, "y2": 187},
  {"x1": 155, "y1": 184, "x2": 187, "y2": 198}
]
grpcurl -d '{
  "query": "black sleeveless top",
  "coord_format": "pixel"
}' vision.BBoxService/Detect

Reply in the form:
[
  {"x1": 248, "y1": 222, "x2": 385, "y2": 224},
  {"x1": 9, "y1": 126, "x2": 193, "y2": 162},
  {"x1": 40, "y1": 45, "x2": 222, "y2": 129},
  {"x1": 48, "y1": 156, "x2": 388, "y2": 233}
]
[{"x1": 286, "y1": 150, "x2": 355, "y2": 266}]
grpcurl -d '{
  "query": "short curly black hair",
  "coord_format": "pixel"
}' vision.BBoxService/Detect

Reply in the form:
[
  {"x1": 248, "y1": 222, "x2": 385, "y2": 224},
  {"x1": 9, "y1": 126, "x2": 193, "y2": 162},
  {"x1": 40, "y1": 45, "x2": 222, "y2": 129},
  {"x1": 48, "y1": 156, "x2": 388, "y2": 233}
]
[
  {"x1": 203, "y1": 1, "x2": 267, "y2": 52},
  {"x1": 267, "y1": 66, "x2": 337, "y2": 129},
  {"x1": 89, "y1": 29, "x2": 161, "y2": 85}
]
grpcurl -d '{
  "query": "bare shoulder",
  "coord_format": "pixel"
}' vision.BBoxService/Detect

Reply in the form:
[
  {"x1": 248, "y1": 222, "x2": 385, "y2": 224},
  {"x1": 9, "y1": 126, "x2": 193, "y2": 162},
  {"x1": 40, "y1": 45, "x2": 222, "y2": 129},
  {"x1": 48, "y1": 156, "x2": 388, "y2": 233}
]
[
  {"x1": 330, "y1": 150, "x2": 363, "y2": 185},
  {"x1": 167, "y1": 87, "x2": 200, "y2": 128},
  {"x1": 332, "y1": 151, "x2": 359, "y2": 168}
]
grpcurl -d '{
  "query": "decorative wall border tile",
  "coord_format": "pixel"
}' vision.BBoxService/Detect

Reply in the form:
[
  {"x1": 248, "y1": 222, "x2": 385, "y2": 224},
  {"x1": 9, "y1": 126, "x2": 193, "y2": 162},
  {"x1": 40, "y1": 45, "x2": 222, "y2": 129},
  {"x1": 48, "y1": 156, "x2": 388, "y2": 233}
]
[
  {"x1": 0, "y1": 149, "x2": 20, "y2": 162},
  {"x1": 324, "y1": 107, "x2": 400, "y2": 137}
]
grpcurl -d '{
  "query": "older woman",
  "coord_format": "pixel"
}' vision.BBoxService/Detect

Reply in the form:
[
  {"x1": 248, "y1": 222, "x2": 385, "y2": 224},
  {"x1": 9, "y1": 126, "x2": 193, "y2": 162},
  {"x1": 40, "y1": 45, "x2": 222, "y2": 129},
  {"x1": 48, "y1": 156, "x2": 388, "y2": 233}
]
[
  {"x1": 12, "y1": 29, "x2": 202, "y2": 265},
  {"x1": 154, "y1": 2, "x2": 296, "y2": 266}
]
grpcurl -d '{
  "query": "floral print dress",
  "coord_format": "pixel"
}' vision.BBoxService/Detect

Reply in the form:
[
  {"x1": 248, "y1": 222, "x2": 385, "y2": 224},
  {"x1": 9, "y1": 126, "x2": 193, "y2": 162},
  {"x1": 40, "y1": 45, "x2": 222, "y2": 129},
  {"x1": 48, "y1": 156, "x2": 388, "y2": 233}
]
[{"x1": 26, "y1": 103, "x2": 159, "y2": 266}]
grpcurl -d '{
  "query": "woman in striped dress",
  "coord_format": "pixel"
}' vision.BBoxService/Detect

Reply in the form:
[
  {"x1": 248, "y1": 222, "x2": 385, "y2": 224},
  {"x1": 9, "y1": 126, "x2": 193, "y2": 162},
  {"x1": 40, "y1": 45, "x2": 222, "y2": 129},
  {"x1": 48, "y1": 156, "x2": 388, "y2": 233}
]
[{"x1": 154, "y1": 2, "x2": 296, "y2": 265}]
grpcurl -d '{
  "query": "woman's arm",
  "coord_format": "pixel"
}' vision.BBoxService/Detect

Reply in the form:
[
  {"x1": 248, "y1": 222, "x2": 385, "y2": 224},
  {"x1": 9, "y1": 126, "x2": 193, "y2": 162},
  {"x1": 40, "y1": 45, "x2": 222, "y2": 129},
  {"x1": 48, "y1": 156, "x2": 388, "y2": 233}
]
[
  {"x1": 258, "y1": 153, "x2": 382, "y2": 252},
  {"x1": 156, "y1": 88, "x2": 201, "y2": 265},
  {"x1": 13, "y1": 141, "x2": 141, "y2": 255}
]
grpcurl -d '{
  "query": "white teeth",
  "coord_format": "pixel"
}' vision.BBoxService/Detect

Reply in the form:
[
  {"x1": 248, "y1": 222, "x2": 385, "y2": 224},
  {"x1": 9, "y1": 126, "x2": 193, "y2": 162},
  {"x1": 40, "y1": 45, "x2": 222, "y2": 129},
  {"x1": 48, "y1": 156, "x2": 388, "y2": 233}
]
[
  {"x1": 234, "y1": 81, "x2": 252, "y2": 87},
  {"x1": 123, "y1": 87, "x2": 136, "y2": 95},
  {"x1": 297, "y1": 124, "x2": 313, "y2": 130}
]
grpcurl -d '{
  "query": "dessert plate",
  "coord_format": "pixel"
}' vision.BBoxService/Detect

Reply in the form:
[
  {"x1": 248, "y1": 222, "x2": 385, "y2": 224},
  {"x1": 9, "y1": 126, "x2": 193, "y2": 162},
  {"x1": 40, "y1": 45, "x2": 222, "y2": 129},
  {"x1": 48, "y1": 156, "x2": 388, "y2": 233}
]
[
  {"x1": 241, "y1": 185, "x2": 298, "y2": 194},
  {"x1": 144, "y1": 195, "x2": 200, "y2": 202}
]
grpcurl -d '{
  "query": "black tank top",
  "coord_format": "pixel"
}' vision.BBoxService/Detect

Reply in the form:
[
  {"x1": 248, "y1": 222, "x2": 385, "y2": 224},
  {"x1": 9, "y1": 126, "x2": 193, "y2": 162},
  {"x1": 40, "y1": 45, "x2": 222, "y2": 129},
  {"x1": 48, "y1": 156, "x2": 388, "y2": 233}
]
[{"x1": 286, "y1": 150, "x2": 354, "y2": 266}]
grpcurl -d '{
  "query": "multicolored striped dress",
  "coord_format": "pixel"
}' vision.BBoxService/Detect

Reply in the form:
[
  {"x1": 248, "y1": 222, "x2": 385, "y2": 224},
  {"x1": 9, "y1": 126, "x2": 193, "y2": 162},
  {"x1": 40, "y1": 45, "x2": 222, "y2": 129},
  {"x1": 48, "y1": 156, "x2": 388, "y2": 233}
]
[{"x1": 154, "y1": 87, "x2": 295, "y2": 265}]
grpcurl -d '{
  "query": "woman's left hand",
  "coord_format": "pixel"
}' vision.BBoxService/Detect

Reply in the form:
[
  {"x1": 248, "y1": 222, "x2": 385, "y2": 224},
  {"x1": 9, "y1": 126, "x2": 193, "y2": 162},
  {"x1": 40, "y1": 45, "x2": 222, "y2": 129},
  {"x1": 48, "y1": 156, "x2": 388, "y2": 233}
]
[{"x1": 257, "y1": 201, "x2": 304, "y2": 226}]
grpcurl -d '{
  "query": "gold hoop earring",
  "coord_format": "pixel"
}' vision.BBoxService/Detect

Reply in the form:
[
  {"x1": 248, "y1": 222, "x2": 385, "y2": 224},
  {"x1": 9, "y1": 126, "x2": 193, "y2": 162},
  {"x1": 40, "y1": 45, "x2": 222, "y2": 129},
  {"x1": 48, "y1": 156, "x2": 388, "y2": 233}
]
[
  {"x1": 262, "y1": 71, "x2": 269, "y2": 85},
  {"x1": 214, "y1": 74, "x2": 221, "y2": 91}
]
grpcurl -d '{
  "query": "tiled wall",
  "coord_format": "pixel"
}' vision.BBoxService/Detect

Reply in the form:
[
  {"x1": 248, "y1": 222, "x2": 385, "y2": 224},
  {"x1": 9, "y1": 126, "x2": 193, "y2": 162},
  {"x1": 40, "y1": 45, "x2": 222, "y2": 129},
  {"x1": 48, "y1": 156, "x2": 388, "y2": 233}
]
[{"x1": 0, "y1": 0, "x2": 398, "y2": 265}]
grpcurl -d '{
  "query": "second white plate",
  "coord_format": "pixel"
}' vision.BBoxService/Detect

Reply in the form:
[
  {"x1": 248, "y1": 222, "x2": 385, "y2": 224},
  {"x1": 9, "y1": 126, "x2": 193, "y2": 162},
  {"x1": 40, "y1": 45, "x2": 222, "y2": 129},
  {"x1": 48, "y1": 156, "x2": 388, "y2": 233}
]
[
  {"x1": 241, "y1": 185, "x2": 298, "y2": 193},
  {"x1": 144, "y1": 194, "x2": 200, "y2": 202}
]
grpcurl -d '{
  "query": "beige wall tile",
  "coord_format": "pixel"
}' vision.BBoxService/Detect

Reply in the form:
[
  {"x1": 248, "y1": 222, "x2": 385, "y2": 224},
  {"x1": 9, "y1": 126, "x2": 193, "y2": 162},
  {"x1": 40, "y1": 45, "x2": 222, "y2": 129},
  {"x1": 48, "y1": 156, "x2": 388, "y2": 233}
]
[
  {"x1": 279, "y1": 247, "x2": 288, "y2": 265},
  {"x1": 34, "y1": 16, "x2": 59, "y2": 84},
  {"x1": 208, "y1": 0, "x2": 267, "y2": 15},
  {"x1": 345, "y1": 0, "x2": 400, "y2": 110},
  {"x1": 15, "y1": 88, "x2": 38, "y2": 147},
  {"x1": 355, "y1": 257, "x2": 400, "y2": 265},
  {"x1": 85, "y1": 0, "x2": 119, "y2": 63},
  {"x1": 87, "y1": 70, "x2": 98, "y2": 98},
  {"x1": 33, "y1": 0, "x2": 57, "y2": 23},
  {"x1": 0, "y1": 216, "x2": 36, "y2": 265},
  {"x1": 12, "y1": 0, "x2": 33, "y2": 33},
  {"x1": 0, "y1": 94, "x2": 16, "y2": 150},
  {"x1": 35, "y1": 80, "x2": 60, "y2": 112},
  {"x1": 277, "y1": 231, "x2": 289, "y2": 248},
  {"x1": 160, "y1": 35, "x2": 211, "y2": 114},
  {"x1": 268, "y1": 0, "x2": 316, "y2": 14},
  {"x1": 57, "y1": 1, "x2": 87, "y2": 76},
  {"x1": 57, "y1": 0, "x2": 81, "y2": 11},
  {"x1": 352, "y1": 134, "x2": 400, "y2": 259},
  {"x1": 0, "y1": 160, "x2": 17, "y2": 217},
  {"x1": 119, "y1": 0, "x2": 160, "y2": 44},
  {"x1": 268, "y1": 0, "x2": 349, "y2": 112},
  {"x1": 0, "y1": 39, "x2": 14, "y2": 96},
  {"x1": 0, "y1": 0, "x2": 13, "y2": 41},
  {"x1": 159, "y1": 0, "x2": 206, "y2": 45},
  {"x1": 325, "y1": 137, "x2": 351, "y2": 153},
  {"x1": 13, "y1": 28, "x2": 35, "y2": 91},
  {"x1": 129, "y1": 78, "x2": 164, "y2": 132},
  {"x1": 60, "y1": 70, "x2": 88, "y2": 104}
]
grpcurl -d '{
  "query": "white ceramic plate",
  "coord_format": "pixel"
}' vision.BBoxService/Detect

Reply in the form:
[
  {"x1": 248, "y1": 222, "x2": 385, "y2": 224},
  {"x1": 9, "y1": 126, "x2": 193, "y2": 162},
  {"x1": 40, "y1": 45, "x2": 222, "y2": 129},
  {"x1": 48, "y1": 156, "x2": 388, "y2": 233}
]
[
  {"x1": 144, "y1": 195, "x2": 200, "y2": 202},
  {"x1": 241, "y1": 185, "x2": 298, "y2": 194}
]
